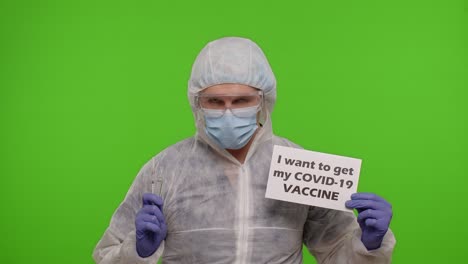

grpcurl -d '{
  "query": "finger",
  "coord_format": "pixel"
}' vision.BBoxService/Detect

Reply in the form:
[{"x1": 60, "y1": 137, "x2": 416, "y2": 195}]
[
  {"x1": 357, "y1": 208, "x2": 384, "y2": 223},
  {"x1": 141, "y1": 205, "x2": 165, "y2": 223},
  {"x1": 159, "y1": 221, "x2": 167, "y2": 235},
  {"x1": 356, "y1": 215, "x2": 365, "y2": 230},
  {"x1": 142, "y1": 193, "x2": 164, "y2": 208},
  {"x1": 351, "y1": 193, "x2": 391, "y2": 207},
  {"x1": 345, "y1": 199, "x2": 389, "y2": 211},
  {"x1": 364, "y1": 218, "x2": 378, "y2": 228},
  {"x1": 143, "y1": 222, "x2": 161, "y2": 234},
  {"x1": 355, "y1": 208, "x2": 365, "y2": 214},
  {"x1": 139, "y1": 214, "x2": 162, "y2": 224},
  {"x1": 136, "y1": 218, "x2": 160, "y2": 232}
]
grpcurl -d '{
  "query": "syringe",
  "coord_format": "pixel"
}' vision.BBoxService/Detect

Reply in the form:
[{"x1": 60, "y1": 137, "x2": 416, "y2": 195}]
[{"x1": 151, "y1": 176, "x2": 163, "y2": 196}]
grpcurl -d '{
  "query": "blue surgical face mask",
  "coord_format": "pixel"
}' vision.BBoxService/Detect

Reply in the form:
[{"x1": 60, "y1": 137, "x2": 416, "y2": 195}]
[{"x1": 203, "y1": 107, "x2": 259, "y2": 150}]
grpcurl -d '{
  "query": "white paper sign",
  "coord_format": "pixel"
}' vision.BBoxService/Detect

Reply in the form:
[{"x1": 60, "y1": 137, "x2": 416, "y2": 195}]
[{"x1": 265, "y1": 145, "x2": 362, "y2": 212}]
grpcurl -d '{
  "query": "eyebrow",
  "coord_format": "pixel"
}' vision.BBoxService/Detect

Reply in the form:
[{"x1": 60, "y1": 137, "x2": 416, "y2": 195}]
[{"x1": 199, "y1": 93, "x2": 259, "y2": 97}]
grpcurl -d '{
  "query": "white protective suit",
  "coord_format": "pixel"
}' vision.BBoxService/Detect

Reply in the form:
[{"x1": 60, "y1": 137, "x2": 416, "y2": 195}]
[{"x1": 93, "y1": 37, "x2": 396, "y2": 264}]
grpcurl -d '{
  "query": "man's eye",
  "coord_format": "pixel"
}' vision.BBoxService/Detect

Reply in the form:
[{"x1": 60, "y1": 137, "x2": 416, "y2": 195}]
[
  {"x1": 207, "y1": 98, "x2": 224, "y2": 105},
  {"x1": 233, "y1": 98, "x2": 249, "y2": 104}
]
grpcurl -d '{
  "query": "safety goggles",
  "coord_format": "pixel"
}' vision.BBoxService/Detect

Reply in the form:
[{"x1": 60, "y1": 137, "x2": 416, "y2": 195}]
[{"x1": 195, "y1": 91, "x2": 263, "y2": 118}]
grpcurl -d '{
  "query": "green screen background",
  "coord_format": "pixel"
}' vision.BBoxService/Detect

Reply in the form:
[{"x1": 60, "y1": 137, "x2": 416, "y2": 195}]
[{"x1": 1, "y1": 0, "x2": 466, "y2": 263}]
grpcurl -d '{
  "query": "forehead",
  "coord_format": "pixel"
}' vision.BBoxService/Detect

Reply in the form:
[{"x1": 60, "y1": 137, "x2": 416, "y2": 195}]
[{"x1": 201, "y1": 83, "x2": 258, "y2": 95}]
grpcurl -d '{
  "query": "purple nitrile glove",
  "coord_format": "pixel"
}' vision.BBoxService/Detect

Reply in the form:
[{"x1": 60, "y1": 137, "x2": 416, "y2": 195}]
[
  {"x1": 345, "y1": 193, "x2": 393, "y2": 250},
  {"x1": 135, "y1": 193, "x2": 167, "y2": 258}
]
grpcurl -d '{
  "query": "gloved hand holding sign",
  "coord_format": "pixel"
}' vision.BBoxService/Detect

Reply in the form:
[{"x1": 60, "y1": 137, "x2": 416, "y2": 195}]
[
  {"x1": 345, "y1": 193, "x2": 393, "y2": 250},
  {"x1": 135, "y1": 193, "x2": 167, "y2": 258}
]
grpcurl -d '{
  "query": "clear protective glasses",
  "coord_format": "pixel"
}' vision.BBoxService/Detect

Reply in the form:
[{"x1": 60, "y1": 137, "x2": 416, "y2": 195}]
[{"x1": 195, "y1": 91, "x2": 263, "y2": 118}]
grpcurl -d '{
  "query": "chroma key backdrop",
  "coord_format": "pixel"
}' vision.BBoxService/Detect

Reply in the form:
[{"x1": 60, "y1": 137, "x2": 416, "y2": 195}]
[{"x1": 1, "y1": 1, "x2": 466, "y2": 263}]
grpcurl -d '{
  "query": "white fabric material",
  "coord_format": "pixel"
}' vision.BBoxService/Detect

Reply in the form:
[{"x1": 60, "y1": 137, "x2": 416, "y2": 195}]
[
  {"x1": 93, "y1": 37, "x2": 396, "y2": 263},
  {"x1": 188, "y1": 37, "x2": 276, "y2": 111}
]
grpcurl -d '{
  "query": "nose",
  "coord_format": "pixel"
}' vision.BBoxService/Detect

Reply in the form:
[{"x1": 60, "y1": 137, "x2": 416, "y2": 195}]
[{"x1": 224, "y1": 101, "x2": 232, "y2": 109}]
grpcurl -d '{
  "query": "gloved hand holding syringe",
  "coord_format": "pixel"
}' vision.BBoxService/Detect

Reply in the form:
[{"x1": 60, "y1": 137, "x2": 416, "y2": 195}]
[{"x1": 135, "y1": 175, "x2": 167, "y2": 258}]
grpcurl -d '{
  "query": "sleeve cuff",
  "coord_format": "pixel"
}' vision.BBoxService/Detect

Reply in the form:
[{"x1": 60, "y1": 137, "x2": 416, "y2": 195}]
[{"x1": 351, "y1": 228, "x2": 396, "y2": 257}]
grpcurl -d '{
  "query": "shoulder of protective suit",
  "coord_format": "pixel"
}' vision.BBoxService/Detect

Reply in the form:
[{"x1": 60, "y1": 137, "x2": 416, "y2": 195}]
[
  {"x1": 271, "y1": 134, "x2": 304, "y2": 150},
  {"x1": 137, "y1": 137, "x2": 198, "y2": 176},
  {"x1": 150, "y1": 137, "x2": 197, "y2": 160}
]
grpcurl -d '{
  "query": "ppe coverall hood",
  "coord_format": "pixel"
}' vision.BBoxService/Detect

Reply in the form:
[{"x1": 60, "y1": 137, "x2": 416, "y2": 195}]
[
  {"x1": 188, "y1": 36, "x2": 276, "y2": 112},
  {"x1": 93, "y1": 37, "x2": 396, "y2": 264}
]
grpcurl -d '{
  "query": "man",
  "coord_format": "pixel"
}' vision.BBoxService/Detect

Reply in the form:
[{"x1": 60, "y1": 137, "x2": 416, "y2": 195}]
[{"x1": 93, "y1": 37, "x2": 395, "y2": 263}]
